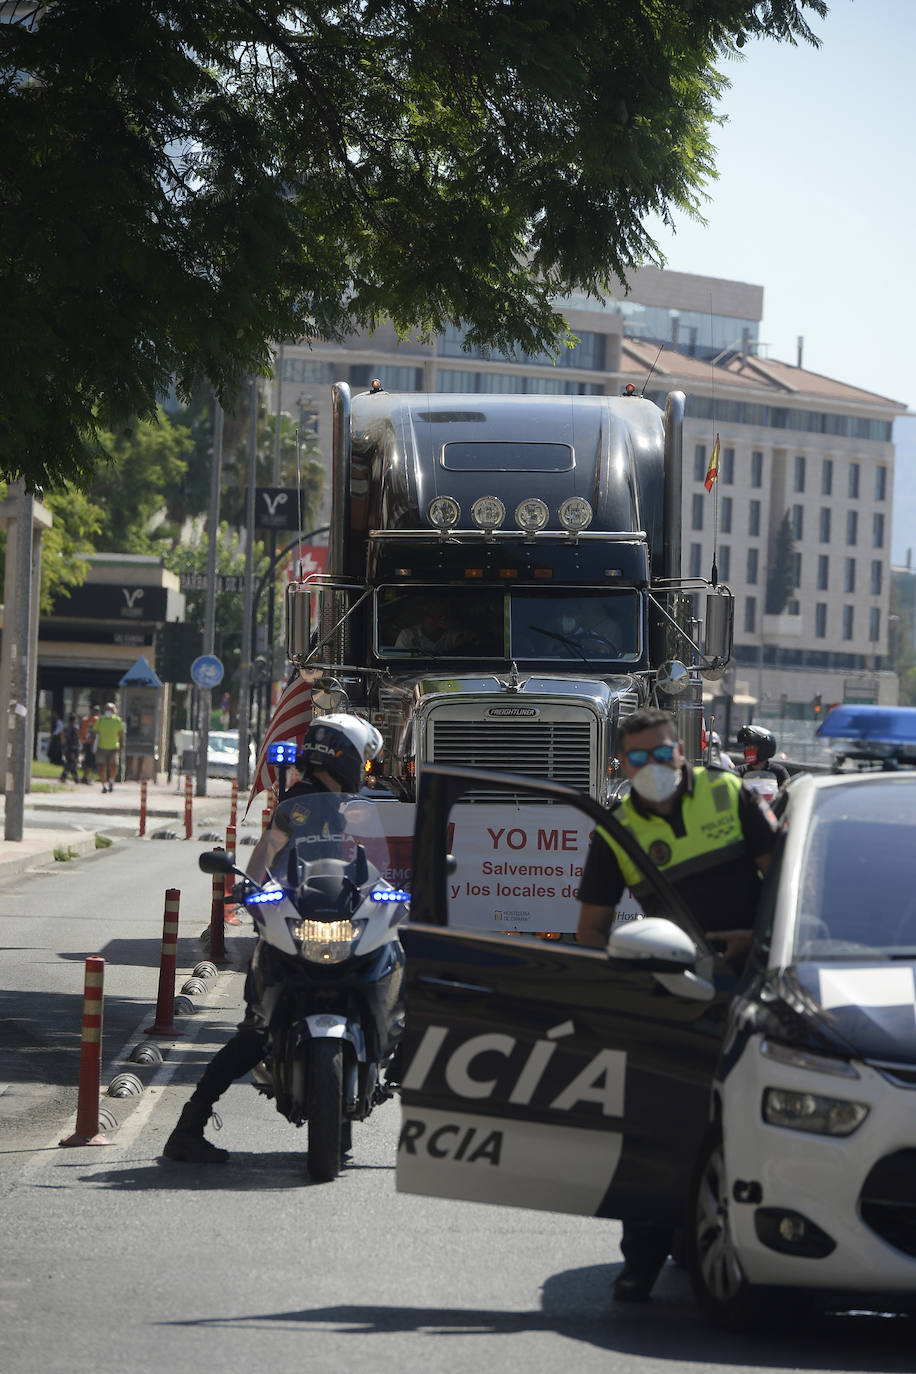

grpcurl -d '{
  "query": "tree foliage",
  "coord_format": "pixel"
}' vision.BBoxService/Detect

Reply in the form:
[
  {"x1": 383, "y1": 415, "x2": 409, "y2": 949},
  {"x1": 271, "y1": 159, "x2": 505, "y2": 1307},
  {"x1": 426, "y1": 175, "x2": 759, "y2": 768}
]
[{"x1": 2, "y1": 0, "x2": 827, "y2": 490}]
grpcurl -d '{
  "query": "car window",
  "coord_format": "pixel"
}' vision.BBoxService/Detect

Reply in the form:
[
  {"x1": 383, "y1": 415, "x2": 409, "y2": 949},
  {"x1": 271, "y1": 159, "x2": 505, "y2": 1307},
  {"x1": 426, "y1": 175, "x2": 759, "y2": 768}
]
[{"x1": 794, "y1": 780, "x2": 916, "y2": 959}]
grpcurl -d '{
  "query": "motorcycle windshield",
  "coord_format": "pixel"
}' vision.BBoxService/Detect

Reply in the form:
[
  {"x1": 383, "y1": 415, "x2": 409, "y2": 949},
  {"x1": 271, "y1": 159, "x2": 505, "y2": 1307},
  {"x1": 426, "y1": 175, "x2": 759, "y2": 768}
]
[{"x1": 265, "y1": 792, "x2": 398, "y2": 896}]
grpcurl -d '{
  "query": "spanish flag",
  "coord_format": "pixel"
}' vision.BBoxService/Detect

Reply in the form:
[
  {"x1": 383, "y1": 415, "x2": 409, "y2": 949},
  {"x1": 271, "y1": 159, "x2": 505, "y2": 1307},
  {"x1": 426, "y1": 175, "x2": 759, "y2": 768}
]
[{"x1": 704, "y1": 433, "x2": 720, "y2": 493}]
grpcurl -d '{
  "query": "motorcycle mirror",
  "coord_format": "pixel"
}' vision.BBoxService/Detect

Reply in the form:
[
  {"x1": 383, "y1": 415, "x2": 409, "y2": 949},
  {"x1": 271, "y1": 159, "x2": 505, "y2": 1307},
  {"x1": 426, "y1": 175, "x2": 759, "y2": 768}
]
[{"x1": 198, "y1": 850, "x2": 235, "y2": 876}]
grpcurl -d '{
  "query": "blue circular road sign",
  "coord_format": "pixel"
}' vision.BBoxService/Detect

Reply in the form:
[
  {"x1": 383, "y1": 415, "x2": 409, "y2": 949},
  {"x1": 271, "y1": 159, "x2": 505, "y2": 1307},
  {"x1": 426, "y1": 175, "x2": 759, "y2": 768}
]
[{"x1": 190, "y1": 654, "x2": 225, "y2": 688}]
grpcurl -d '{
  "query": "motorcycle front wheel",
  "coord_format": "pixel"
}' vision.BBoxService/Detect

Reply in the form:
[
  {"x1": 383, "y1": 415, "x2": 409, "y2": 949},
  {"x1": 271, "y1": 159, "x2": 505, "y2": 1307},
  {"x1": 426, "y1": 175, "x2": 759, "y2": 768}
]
[{"x1": 306, "y1": 1039, "x2": 344, "y2": 1182}]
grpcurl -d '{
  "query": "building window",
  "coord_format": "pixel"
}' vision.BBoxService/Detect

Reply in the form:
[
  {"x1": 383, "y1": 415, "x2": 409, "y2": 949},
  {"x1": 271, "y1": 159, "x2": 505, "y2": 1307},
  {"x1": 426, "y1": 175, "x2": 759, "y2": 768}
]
[
  {"x1": 817, "y1": 554, "x2": 829, "y2": 591},
  {"x1": 819, "y1": 507, "x2": 831, "y2": 543},
  {"x1": 689, "y1": 542, "x2": 702, "y2": 577},
  {"x1": 718, "y1": 545, "x2": 731, "y2": 581},
  {"x1": 791, "y1": 504, "x2": 804, "y2": 539},
  {"x1": 691, "y1": 493, "x2": 704, "y2": 531},
  {"x1": 870, "y1": 559, "x2": 882, "y2": 596},
  {"x1": 815, "y1": 603, "x2": 827, "y2": 639},
  {"x1": 792, "y1": 552, "x2": 802, "y2": 589},
  {"x1": 721, "y1": 497, "x2": 733, "y2": 533},
  {"x1": 722, "y1": 447, "x2": 735, "y2": 485},
  {"x1": 873, "y1": 512, "x2": 885, "y2": 548},
  {"x1": 694, "y1": 444, "x2": 707, "y2": 482},
  {"x1": 848, "y1": 462, "x2": 860, "y2": 499},
  {"x1": 821, "y1": 458, "x2": 833, "y2": 495},
  {"x1": 746, "y1": 547, "x2": 758, "y2": 584},
  {"x1": 748, "y1": 499, "x2": 760, "y2": 537},
  {"x1": 843, "y1": 557, "x2": 856, "y2": 593},
  {"x1": 794, "y1": 455, "x2": 806, "y2": 492},
  {"x1": 869, "y1": 607, "x2": 881, "y2": 642},
  {"x1": 751, "y1": 450, "x2": 763, "y2": 488},
  {"x1": 787, "y1": 599, "x2": 800, "y2": 616},
  {"x1": 744, "y1": 596, "x2": 756, "y2": 634},
  {"x1": 842, "y1": 605, "x2": 854, "y2": 641},
  {"x1": 846, "y1": 510, "x2": 858, "y2": 545},
  {"x1": 875, "y1": 465, "x2": 887, "y2": 501}
]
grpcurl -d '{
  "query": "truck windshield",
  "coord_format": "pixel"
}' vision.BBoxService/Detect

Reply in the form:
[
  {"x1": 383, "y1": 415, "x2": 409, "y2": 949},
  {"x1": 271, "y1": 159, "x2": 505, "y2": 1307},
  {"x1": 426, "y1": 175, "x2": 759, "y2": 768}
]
[{"x1": 376, "y1": 586, "x2": 639, "y2": 662}]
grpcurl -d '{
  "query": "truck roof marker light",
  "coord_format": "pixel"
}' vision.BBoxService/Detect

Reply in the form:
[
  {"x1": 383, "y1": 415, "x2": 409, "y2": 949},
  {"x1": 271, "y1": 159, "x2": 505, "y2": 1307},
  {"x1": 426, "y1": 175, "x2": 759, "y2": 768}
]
[
  {"x1": 428, "y1": 496, "x2": 461, "y2": 531},
  {"x1": 533, "y1": 568, "x2": 553, "y2": 579},
  {"x1": 394, "y1": 568, "x2": 412, "y2": 577},
  {"x1": 498, "y1": 568, "x2": 518, "y2": 579},
  {"x1": 604, "y1": 568, "x2": 622, "y2": 578},
  {"x1": 514, "y1": 498, "x2": 549, "y2": 534},
  {"x1": 471, "y1": 495, "x2": 506, "y2": 533},
  {"x1": 558, "y1": 497, "x2": 593, "y2": 533},
  {"x1": 464, "y1": 568, "x2": 484, "y2": 579}
]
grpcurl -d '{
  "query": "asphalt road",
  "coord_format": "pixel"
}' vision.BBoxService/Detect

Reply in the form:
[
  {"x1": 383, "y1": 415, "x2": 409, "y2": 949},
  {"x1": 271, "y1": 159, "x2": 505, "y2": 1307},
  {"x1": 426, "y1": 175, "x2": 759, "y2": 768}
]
[{"x1": 1, "y1": 840, "x2": 914, "y2": 1374}]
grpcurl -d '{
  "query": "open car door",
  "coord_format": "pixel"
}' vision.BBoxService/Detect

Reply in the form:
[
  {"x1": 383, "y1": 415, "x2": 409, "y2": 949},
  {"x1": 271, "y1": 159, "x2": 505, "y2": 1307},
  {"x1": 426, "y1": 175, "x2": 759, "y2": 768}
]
[{"x1": 397, "y1": 767, "x2": 733, "y2": 1224}]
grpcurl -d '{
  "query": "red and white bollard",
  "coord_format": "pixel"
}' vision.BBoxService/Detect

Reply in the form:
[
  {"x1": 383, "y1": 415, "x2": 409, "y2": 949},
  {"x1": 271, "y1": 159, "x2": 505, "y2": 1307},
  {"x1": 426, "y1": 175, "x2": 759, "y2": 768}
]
[
  {"x1": 261, "y1": 806, "x2": 272, "y2": 835},
  {"x1": 208, "y1": 850, "x2": 226, "y2": 961},
  {"x1": 229, "y1": 778, "x2": 238, "y2": 830},
  {"x1": 138, "y1": 778, "x2": 148, "y2": 837},
  {"x1": 146, "y1": 890, "x2": 180, "y2": 1036},
  {"x1": 184, "y1": 774, "x2": 193, "y2": 840},
  {"x1": 223, "y1": 823, "x2": 241, "y2": 925},
  {"x1": 60, "y1": 956, "x2": 112, "y2": 1147}
]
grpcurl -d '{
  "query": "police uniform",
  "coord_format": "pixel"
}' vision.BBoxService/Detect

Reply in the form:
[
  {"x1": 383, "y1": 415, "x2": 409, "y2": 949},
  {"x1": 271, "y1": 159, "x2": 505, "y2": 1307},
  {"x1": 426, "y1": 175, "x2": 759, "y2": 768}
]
[
  {"x1": 579, "y1": 763, "x2": 777, "y2": 934},
  {"x1": 578, "y1": 762, "x2": 779, "y2": 1297}
]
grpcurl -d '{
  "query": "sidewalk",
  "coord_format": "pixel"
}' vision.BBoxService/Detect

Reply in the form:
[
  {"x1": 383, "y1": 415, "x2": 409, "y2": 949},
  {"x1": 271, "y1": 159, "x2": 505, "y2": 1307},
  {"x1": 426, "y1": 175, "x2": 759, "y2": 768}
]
[{"x1": 0, "y1": 775, "x2": 264, "y2": 879}]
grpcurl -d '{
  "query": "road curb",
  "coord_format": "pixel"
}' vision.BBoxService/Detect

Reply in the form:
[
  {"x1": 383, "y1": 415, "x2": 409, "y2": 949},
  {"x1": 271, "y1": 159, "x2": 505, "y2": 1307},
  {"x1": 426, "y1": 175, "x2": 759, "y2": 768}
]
[{"x1": 0, "y1": 829, "x2": 109, "y2": 878}]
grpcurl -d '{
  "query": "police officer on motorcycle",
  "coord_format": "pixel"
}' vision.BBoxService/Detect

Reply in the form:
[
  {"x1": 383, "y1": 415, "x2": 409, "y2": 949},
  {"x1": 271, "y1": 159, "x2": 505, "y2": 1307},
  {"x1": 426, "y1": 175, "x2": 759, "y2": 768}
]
[
  {"x1": 736, "y1": 724, "x2": 789, "y2": 789},
  {"x1": 162, "y1": 714, "x2": 384, "y2": 1164}
]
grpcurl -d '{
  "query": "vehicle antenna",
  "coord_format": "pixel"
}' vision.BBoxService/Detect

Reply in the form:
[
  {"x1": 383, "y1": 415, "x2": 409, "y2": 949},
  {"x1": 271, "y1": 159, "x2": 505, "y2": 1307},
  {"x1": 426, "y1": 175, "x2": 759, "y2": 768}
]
[{"x1": 641, "y1": 342, "x2": 665, "y2": 396}]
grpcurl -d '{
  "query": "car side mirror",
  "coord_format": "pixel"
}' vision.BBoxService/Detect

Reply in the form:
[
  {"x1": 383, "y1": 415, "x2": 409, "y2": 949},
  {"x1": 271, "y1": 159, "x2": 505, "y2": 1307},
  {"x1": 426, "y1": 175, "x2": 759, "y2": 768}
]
[
  {"x1": 606, "y1": 917, "x2": 715, "y2": 1001},
  {"x1": 606, "y1": 917, "x2": 697, "y2": 967}
]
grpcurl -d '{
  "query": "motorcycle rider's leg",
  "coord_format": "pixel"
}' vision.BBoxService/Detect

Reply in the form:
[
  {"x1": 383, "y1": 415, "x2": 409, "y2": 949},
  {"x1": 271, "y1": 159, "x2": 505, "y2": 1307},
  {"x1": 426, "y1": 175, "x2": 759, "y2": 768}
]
[{"x1": 163, "y1": 1026, "x2": 266, "y2": 1163}]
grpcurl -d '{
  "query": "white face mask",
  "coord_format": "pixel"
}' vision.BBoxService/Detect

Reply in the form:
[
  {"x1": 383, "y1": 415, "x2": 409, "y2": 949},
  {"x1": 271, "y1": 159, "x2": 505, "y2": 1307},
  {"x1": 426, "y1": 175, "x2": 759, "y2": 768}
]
[{"x1": 630, "y1": 761, "x2": 681, "y2": 804}]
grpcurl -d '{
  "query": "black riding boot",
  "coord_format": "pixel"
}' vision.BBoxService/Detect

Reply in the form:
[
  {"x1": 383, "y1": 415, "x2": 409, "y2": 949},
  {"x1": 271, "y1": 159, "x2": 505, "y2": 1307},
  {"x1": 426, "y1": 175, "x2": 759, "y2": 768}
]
[
  {"x1": 162, "y1": 1100, "x2": 229, "y2": 1163},
  {"x1": 162, "y1": 1026, "x2": 266, "y2": 1163}
]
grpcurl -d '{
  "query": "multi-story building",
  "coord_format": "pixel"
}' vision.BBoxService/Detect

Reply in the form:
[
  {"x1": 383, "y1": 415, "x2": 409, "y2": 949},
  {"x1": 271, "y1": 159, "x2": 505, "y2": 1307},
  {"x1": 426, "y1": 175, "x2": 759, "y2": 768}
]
[{"x1": 271, "y1": 267, "x2": 907, "y2": 747}]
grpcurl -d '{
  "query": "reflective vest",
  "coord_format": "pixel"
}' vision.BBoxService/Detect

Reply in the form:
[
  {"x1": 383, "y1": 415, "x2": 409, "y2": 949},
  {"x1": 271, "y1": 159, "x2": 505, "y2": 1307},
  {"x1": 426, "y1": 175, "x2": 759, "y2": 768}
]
[{"x1": 595, "y1": 766, "x2": 746, "y2": 902}]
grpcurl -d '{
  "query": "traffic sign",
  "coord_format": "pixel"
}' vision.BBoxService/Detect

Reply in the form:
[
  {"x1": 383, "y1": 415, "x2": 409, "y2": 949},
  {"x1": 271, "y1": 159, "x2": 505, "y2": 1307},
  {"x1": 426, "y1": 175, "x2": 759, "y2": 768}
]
[{"x1": 190, "y1": 654, "x2": 225, "y2": 688}]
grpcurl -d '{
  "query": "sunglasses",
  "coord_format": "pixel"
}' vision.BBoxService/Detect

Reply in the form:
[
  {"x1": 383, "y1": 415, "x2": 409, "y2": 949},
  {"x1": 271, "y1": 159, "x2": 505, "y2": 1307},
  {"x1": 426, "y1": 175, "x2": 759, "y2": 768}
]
[{"x1": 622, "y1": 744, "x2": 677, "y2": 767}]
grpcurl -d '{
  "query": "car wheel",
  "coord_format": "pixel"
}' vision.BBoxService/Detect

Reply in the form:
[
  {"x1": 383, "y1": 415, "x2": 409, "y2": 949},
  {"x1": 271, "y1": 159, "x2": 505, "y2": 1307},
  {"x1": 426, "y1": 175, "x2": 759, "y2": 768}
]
[{"x1": 687, "y1": 1127, "x2": 762, "y2": 1329}]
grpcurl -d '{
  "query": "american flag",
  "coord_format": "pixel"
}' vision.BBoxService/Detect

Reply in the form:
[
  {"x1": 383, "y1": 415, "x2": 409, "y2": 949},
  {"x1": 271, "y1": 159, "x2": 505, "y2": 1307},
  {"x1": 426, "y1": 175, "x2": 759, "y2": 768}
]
[{"x1": 245, "y1": 671, "x2": 314, "y2": 814}]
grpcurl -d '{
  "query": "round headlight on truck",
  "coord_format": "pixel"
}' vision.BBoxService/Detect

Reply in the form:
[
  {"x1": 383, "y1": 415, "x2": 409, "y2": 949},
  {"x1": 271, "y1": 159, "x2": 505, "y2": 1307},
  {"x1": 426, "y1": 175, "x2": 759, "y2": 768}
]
[
  {"x1": 558, "y1": 497, "x2": 593, "y2": 532},
  {"x1": 427, "y1": 496, "x2": 461, "y2": 530}
]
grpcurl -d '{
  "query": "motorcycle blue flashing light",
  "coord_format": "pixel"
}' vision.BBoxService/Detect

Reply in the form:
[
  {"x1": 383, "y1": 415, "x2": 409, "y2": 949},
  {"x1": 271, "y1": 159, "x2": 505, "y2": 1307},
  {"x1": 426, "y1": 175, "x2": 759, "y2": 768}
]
[
  {"x1": 267, "y1": 740, "x2": 298, "y2": 765},
  {"x1": 248, "y1": 888, "x2": 285, "y2": 905},
  {"x1": 370, "y1": 890, "x2": 411, "y2": 903}
]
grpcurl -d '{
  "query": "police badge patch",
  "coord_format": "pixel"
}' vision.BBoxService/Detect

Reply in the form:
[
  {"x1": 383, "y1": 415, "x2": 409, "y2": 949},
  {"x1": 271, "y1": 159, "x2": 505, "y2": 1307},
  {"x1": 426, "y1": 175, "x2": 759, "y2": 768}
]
[{"x1": 648, "y1": 839, "x2": 671, "y2": 866}]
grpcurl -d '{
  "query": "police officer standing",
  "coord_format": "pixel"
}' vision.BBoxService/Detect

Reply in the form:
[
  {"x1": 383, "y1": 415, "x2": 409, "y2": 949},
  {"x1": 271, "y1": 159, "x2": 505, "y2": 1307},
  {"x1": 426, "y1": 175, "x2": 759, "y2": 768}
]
[{"x1": 576, "y1": 706, "x2": 779, "y2": 1301}]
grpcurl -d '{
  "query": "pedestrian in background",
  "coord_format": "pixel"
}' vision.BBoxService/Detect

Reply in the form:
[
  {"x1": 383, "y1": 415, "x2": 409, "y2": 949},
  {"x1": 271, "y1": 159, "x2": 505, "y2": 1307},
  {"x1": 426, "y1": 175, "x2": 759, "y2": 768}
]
[
  {"x1": 79, "y1": 704, "x2": 100, "y2": 784},
  {"x1": 47, "y1": 711, "x2": 64, "y2": 767},
  {"x1": 94, "y1": 701, "x2": 124, "y2": 794},
  {"x1": 59, "y1": 713, "x2": 81, "y2": 783}
]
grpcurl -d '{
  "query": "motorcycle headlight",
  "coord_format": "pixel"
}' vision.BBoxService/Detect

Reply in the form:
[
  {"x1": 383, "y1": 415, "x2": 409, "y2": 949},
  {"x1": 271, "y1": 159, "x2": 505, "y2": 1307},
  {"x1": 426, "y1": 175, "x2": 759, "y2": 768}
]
[
  {"x1": 297, "y1": 918, "x2": 360, "y2": 964},
  {"x1": 762, "y1": 1087, "x2": 869, "y2": 1137}
]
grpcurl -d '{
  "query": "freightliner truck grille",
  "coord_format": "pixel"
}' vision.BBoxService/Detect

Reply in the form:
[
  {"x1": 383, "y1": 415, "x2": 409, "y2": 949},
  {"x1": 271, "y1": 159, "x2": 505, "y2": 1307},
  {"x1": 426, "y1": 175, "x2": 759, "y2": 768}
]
[{"x1": 430, "y1": 720, "x2": 594, "y2": 797}]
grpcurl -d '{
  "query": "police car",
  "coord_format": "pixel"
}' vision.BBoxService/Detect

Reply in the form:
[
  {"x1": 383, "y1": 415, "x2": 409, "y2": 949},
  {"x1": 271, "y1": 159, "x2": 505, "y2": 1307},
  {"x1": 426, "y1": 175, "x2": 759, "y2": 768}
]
[{"x1": 396, "y1": 706, "x2": 916, "y2": 1324}]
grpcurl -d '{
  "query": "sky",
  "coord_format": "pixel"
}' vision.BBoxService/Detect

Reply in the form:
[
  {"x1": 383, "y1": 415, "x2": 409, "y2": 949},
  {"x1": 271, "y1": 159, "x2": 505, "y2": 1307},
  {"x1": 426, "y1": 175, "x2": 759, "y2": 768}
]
[{"x1": 642, "y1": 0, "x2": 916, "y2": 565}]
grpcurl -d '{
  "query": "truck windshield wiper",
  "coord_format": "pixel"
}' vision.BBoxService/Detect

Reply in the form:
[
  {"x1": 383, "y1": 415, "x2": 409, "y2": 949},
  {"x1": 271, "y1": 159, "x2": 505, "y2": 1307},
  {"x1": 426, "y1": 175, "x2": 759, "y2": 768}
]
[{"x1": 528, "y1": 626, "x2": 588, "y2": 661}]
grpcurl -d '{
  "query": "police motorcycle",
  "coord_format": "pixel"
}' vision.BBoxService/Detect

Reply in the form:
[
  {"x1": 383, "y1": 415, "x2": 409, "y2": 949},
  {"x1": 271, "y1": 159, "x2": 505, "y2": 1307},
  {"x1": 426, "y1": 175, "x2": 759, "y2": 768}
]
[{"x1": 199, "y1": 778, "x2": 408, "y2": 1182}]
